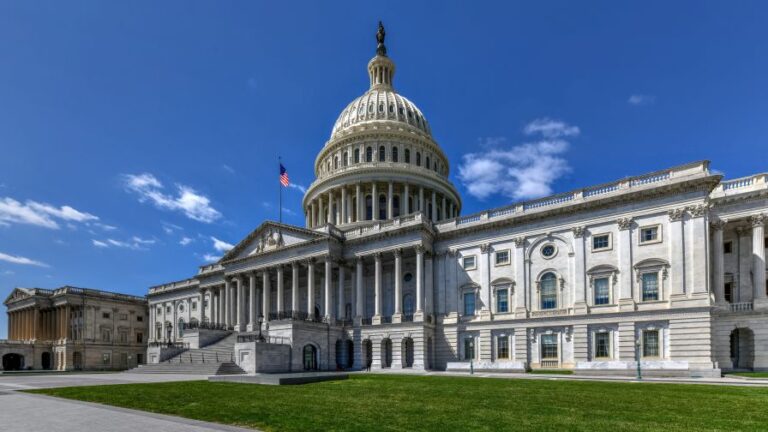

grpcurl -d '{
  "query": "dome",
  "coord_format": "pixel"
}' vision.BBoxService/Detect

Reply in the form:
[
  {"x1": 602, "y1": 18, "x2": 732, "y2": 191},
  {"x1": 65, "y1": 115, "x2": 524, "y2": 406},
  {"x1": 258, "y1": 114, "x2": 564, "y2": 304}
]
[{"x1": 330, "y1": 90, "x2": 431, "y2": 139}]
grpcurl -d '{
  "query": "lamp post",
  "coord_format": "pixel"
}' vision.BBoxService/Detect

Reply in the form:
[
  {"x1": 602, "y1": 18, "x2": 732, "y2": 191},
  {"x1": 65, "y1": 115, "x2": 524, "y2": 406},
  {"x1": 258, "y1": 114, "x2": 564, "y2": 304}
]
[
  {"x1": 257, "y1": 315, "x2": 265, "y2": 342},
  {"x1": 635, "y1": 338, "x2": 642, "y2": 380}
]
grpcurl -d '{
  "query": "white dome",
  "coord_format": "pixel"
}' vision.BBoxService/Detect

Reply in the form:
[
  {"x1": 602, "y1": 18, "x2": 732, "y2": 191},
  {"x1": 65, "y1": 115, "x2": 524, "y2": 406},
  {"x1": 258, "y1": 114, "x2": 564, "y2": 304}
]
[{"x1": 330, "y1": 89, "x2": 431, "y2": 139}]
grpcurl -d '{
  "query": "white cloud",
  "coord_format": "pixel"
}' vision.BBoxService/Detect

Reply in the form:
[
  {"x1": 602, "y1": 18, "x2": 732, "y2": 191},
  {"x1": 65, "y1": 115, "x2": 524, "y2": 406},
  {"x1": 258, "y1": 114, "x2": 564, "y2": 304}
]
[
  {"x1": 0, "y1": 197, "x2": 98, "y2": 229},
  {"x1": 458, "y1": 118, "x2": 578, "y2": 201},
  {"x1": 94, "y1": 223, "x2": 117, "y2": 231},
  {"x1": 203, "y1": 253, "x2": 221, "y2": 263},
  {"x1": 628, "y1": 94, "x2": 655, "y2": 106},
  {"x1": 0, "y1": 251, "x2": 49, "y2": 267},
  {"x1": 92, "y1": 236, "x2": 154, "y2": 250},
  {"x1": 211, "y1": 236, "x2": 234, "y2": 253},
  {"x1": 523, "y1": 118, "x2": 580, "y2": 138},
  {"x1": 179, "y1": 237, "x2": 193, "y2": 246},
  {"x1": 222, "y1": 164, "x2": 235, "y2": 174},
  {"x1": 162, "y1": 221, "x2": 183, "y2": 234},
  {"x1": 92, "y1": 240, "x2": 109, "y2": 248},
  {"x1": 288, "y1": 183, "x2": 307, "y2": 194},
  {"x1": 123, "y1": 173, "x2": 222, "y2": 223}
]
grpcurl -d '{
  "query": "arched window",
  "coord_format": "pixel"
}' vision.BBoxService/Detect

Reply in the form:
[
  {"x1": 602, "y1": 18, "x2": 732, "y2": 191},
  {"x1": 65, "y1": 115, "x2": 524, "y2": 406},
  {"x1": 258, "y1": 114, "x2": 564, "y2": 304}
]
[
  {"x1": 354, "y1": 148, "x2": 360, "y2": 163},
  {"x1": 343, "y1": 152, "x2": 348, "y2": 167},
  {"x1": 178, "y1": 318, "x2": 185, "y2": 338},
  {"x1": 388, "y1": 103, "x2": 394, "y2": 113},
  {"x1": 334, "y1": 157, "x2": 339, "y2": 169},
  {"x1": 379, "y1": 194, "x2": 387, "y2": 220},
  {"x1": 404, "y1": 149, "x2": 411, "y2": 164},
  {"x1": 393, "y1": 195, "x2": 400, "y2": 218},
  {"x1": 365, "y1": 195, "x2": 373, "y2": 220},
  {"x1": 303, "y1": 344, "x2": 318, "y2": 370},
  {"x1": 540, "y1": 273, "x2": 558, "y2": 310},
  {"x1": 434, "y1": 161, "x2": 438, "y2": 171},
  {"x1": 426, "y1": 156, "x2": 430, "y2": 169},
  {"x1": 392, "y1": 147, "x2": 399, "y2": 162},
  {"x1": 416, "y1": 152, "x2": 421, "y2": 166},
  {"x1": 366, "y1": 147, "x2": 373, "y2": 162},
  {"x1": 378, "y1": 146, "x2": 386, "y2": 162}
]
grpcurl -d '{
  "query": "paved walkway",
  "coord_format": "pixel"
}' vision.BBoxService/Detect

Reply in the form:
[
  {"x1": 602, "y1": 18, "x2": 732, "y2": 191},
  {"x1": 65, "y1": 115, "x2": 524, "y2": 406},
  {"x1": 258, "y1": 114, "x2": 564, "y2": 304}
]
[{"x1": 0, "y1": 372, "x2": 256, "y2": 432}]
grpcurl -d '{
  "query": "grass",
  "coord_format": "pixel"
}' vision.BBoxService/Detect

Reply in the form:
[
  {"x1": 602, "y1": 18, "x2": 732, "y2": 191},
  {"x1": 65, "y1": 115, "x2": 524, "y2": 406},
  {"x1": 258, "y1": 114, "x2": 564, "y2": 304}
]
[
  {"x1": 728, "y1": 372, "x2": 768, "y2": 379},
  {"x1": 29, "y1": 374, "x2": 768, "y2": 432},
  {"x1": 527, "y1": 369, "x2": 574, "y2": 375}
]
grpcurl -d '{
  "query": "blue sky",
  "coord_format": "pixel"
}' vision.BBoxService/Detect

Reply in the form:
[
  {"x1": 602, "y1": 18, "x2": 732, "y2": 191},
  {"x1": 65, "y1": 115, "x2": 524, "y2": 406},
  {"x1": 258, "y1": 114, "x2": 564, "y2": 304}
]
[{"x1": 1, "y1": 1, "x2": 767, "y2": 337}]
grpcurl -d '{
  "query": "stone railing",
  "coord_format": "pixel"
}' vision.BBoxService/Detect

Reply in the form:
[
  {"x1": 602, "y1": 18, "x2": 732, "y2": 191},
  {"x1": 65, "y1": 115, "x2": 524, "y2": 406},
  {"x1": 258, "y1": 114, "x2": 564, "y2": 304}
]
[
  {"x1": 198, "y1": 263, "x2": 225, "y2": 276},
  {"x1": 344, "y1": 212, "x2": 425, "y2": 240},
  {"x1": 436, "y1": 161, "x2": 709, "y2": 232},
  {"x1": 730, "y1": 302, "x2": 754, "y2": 312},
  {"x1": 237, "y1": 334, "x2": 292, "y2": 345},
  {"x1": 711, "y1": 173, "x2": 768, "y2": 198},
  {"x1": 149, "y1": 278, "x2": 199, "y2": 294},
  {"x1": 53, "y1": 286, "x2": 146, "y2": 302},
  {"x1": 530, "y1": 308, "x2": 572, "y2": 318}
]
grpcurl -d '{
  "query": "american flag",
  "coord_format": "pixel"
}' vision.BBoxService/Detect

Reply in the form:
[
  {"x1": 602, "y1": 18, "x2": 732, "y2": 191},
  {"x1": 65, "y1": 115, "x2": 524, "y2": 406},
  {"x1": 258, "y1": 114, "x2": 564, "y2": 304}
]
[{"x1": 279, "y1": 163, "x2": 290, "y2": 187}]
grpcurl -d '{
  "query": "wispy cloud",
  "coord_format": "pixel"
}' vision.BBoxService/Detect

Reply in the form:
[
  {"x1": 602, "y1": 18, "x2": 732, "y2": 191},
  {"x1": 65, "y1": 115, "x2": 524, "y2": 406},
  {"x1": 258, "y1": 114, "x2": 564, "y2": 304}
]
[
  {"x1": 92, "y1": 236, "x2": 155, "y2": 251},
  {"x1": 211, "y1": 236, "x2": 234, "y2": 253},
  {"x1": 0, "y1": 251, "x2": 49, "y2": 267},
  {"x1": 94, "y1": 223, "x2": 117, "y2": 231},
  {"x1": 123, "y1": 173, "x2": 222, "y2": 223},
  {"x1": 0, "y1": 197, "x2": 98, "y2": 229},
  {"x1": 457, "y1": 118, "x2": 577, "y2": 201},
  {"x1": 161, "y1": 221, "x2": 183, "y2": 234},
  {"x1": 628, "y1": 94, "x2": 655, "y2": 106},
  {"x1": 288, "y1": 183, "x2": 307, "y2": 194},
  {"x1": 179, "y1": 236, "x2": 193, "y2": 246},
  {"x1": 203, "y1": 253, "x2": 221, "y2": 263},
  {"x1": 222, "y1": 164, "x2": 236, "y2": 174}
]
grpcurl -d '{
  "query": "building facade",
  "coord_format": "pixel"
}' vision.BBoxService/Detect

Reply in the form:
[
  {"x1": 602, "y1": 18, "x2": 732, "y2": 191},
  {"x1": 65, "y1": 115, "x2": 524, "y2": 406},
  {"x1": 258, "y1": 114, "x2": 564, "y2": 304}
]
[
  {"x1": 2, "y1": 286, "x2": 148, "y2": 371},
  {"x1": 146, "y1": 25, "x2": 768, "y2": 377}
]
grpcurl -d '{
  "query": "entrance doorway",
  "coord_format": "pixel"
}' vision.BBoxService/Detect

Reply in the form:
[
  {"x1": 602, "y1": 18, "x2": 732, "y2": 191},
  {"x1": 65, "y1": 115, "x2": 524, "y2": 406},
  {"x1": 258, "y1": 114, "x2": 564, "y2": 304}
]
[
  {"x1": 41, "y1": 352, "x2": 52, "y2": 370},
  {"x1": 402, "y1": 338, "x2": 414, "y2": 368},
  {"x1": 345, "y1": 340, "x2": 354, "y2": 369},
  {"x1": 2, "y1": 353, "x2": 24, "y2": 371},
  {"x1": 730, "y1": 328, "x2": 755, "y2": 370},
  {"x1": 363, "y1": 339, "x2": 372, "y2": 369},
  {"x1": 382, "y1": 339, "x2": 392, "y2": 368},
  {"x1": 303, "y1": 344, "x2": 318, "y2": 370}
]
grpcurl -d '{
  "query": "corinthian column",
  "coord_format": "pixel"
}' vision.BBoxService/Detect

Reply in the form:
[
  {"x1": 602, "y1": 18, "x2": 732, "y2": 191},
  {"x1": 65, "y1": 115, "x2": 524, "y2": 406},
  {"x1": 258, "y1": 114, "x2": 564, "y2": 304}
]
[
  {"x1": 262, "y1": 269, "x2": 271, "y2": 321},
  {"x1": 373, "y1": 252, "x2": 382, "y2": 324},
  {"x1": 324, "y1": 259, "x2": 333, "y2": 323},
  {"x1": 307, "y1": 259, "x2": 316, "y2": 319},
  {"x1": 236, "y1": 277, "x2": 245, "y2": 332},
  {"x1": 355, "y1": 257, "x2": 364, "y2": 321},
  {"x1": 415, "y1": 246, "x2": 424, "y2": 321},
  {"x1": 711, "y1": 219, "x2": 727, "y2": 305},
  {"x1": 393, "y1": 249, "x2": 403, "y2": 323},
  {"x1": 751, "y1": 214, "x2": 767, "y2": 306}
]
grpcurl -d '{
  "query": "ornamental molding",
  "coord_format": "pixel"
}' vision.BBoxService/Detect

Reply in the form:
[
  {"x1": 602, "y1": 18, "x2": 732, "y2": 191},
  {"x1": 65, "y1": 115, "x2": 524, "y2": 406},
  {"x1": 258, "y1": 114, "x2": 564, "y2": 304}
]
[
  {"x1": 513, "y1": 237, "x2": 526, "y2": 248},
  {"x1": 668, "y1": 207, "x2": 685, "y2": 222},
  {"x1": 687, "y1": 203, "x2": 708, "y2": 218},
  {"x1": 617, "y1": 217, "x2": 633, "y2": 230},
  {"x1": 710, "y1": 218, "x2": 727, "y2": 230},
  {"x1": 748, "y1": 213, "x2": 766, "y2": 227},
  {"x1": 480, "y1": 243, "x2": 491, "y2": 253},
  {"x1": 571, "y1": 226, "x2": 585, "y2": 238}
]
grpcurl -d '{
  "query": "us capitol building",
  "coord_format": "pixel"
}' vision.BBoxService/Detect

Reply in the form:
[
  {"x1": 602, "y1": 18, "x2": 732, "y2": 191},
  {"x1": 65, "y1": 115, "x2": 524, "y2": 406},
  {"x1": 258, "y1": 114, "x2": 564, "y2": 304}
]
[{"x1": 139, "y1": 24, "x2": 768, "y2": 378}]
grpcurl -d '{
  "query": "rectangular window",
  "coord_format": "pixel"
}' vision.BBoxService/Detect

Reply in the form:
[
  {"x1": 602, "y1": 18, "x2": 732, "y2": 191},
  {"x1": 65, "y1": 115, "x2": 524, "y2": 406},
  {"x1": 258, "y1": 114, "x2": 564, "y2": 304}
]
[
  {"x1": 592, "y1": 234, "x2": 610, "y2": 251},
  {"x1": 594, "y1": 277, "x2": 610, "y2": 305},
  {"x1": 119, "y1": 313, "x2": 127, "y2": 321},
  {"x1": 595, "y1": 332, "x2": 611, "y2": 358},
  {"x1": 497, "y1": 336, "x2": 509, "y2": 359},
  {"x1": 496, "y1": 289, "x2": 509, "y2": 313},
  {"x1": 642, "y1": 330, "x2": 660, "y2": 358},
  {"x1": 102, "y1": 312, "x2": 111, "y2": 319},
  {"x1": 495, "y1": 250, "x2": 510, "y2": 266},
  {"x1": 464, "y1": 337, "x2": 475, "y2": 360},
  {"x1": 462, "y1": 256, "x2": 476, "y2": 270},
  {"x1": 541, "y1": 334, "x2": 558, "y2": 360},
  {"x1": 102, "y1": 352, "x2": 111, "y2": 366},
  {"x1": 639, "y1": 226, "x2": 660, "y2": 244},
  {"x1": 724, "y1": 282, "x2": 733, "y2": 303},
  {"x1": 192, "y1": 302, "x2": 197, "y2": 311},
  {"x1": 463, "y1": 292, "x2": 476, "y2": 316},
  {"x1": 723, "y1": 241, "x2": 733, "y2": 254},
  {"x1": 641, "y1": 272, "x2": 659, "y2": 301},
  {"x1": 102, "y1": 330, "x2": 111, "y2": 342},
  {"x1": 136, "y1": 315, "x2": 143, "y2": 322},
  {"x1": 119, "y1": 332, "x2": 128, "y2": 343},
  {"x1": 166, "y1": 306, "x2": 171, "y2": 313},
  {"x1": 136, "y1": 332, "x2": 143, "y2": 344}
]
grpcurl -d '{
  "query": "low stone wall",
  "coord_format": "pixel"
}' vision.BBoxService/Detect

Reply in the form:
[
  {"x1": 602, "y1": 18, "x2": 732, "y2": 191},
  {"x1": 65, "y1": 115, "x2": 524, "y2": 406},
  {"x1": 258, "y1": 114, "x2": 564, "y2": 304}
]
[
  {"x1": 183, "y1": 329, "x2": 229, "y2": 349},
  {"x1": 446, "y1": 360, "x2": 526, "y2": 373},
  {"x1": 147, "y1": 345, "x2": 187, "y2": 364},
  {"x1": 572, "y1": 360, "x2": 719, "y2": 377},
  {"x1": 235, "y1": 341, "x2": 292, "y2": 374}
]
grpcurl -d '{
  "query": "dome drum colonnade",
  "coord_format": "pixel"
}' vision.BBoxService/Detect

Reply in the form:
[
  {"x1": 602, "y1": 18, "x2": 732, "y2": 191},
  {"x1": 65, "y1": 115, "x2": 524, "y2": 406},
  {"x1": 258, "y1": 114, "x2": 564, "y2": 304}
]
[{"x1": 303, "y1": 25, "x2": 461, "y2": 229}]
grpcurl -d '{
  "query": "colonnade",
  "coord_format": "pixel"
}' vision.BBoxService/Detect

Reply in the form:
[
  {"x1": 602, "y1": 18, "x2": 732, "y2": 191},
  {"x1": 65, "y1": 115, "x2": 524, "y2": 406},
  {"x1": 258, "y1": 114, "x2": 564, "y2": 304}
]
[
  {"x1": 196, "y1": 245, "x2": 429, "y2": 332},
  {"x1": 711, "y1": 213, "x2": 766, "y2": 304},
  {"x1": 305, "y1": 181, "x2": 458, "y2": 228},
  {"x1": 7, "y1": 305, "x2": 71, "y2": 341}
]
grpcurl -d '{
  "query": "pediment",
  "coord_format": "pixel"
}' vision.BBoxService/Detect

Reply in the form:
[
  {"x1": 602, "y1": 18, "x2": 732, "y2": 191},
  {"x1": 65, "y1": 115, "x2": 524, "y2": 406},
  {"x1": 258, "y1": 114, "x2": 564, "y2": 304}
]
[
  {"x1": 4, "y1": 288, "x2": 33, "y2": 305},
  {"x1": 220, "y1": 222, "x2": 324, "y2": 262}
]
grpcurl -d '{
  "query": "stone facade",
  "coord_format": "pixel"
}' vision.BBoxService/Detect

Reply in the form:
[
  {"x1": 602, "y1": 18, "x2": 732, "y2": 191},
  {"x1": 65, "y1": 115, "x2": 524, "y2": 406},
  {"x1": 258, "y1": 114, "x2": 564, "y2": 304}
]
[
  {"x1": 2, "y1": 286, "x2": 148, "y2": 371},
  {"x1": 145, "y1": 25, "x2": 768, "y2": 377}
]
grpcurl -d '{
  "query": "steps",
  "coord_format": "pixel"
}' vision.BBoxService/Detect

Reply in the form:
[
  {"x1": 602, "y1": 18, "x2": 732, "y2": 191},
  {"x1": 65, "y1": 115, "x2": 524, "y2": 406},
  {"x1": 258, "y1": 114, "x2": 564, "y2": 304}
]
[{"x1": 132, "y1": 333, "x2": 245, "y2": 375}]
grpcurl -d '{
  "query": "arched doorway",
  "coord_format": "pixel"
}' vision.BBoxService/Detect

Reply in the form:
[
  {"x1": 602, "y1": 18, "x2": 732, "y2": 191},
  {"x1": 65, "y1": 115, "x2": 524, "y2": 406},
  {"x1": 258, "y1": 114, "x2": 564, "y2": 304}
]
[
  {"x1": 178, "y1": 318, "x2": 185, "y2": 338},
  {"x1": 363, "y1": 339, "x2": 372, "y2": 369},
  {"x1": 2, "y1": 353, "x2": 24, "y2": 371},
  {"x1": 166, "y1": 323, "x2": 173, "y2": 341},
  {"x1": 381, "y1": 338, "x2": 392, "y2": 368},
  {"x1": 303, "y1": 344, "x2": 318, "y2": 371},
  {"x1": 346, "y1": 340, "x2": 354, "y2": 369},
  {"x1": 402, "y1": 338, "x2": 414, "y2": 368},
  {"x1": 730, "y1": 328, "x2": 755, "y2": 370},
  {"x1": 41, "y1": 352, "x2": 52, "y2": 370}
]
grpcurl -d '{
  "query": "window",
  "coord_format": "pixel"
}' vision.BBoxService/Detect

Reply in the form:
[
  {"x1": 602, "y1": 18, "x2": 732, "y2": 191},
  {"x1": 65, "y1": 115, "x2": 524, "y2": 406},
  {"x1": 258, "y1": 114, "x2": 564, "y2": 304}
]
[
  {"x1": 594, "y1": 277, "x2": 610, "y2": 305},
  {"x1": 497, "y1": 336, "x2": 509, "y2": 359},
  {"x1": 403, "y1": 272, "x2": 413, "y2": 282},
  {"x1": 354, "y1": 148, "x2": 360, "y2": 163},
  {"x1": 102, "y1": 312, "x2": 111, "y2": 319},
  {"x1": 403, "y1": 294, "x2": 414, "y2": 316},
  {"x1": 119, "y1": 332, "x2": 128, "y2": 343},
  {"x1": 592, "y1": 234, "x2": 611, "y2": 251},
  {"x1": 136, "y1": 332, "x2": 144, "y2": 344},
  {"x1": 495, "y1": 250, "x2": 510, "y2": 266},
  {"x1": 378, "y1": 146, "x2": 386, "y2": 162},
  {"x1": 179, "y1": 304, "x2": 185, "y2": 313},
  {"x1": 119, "y1": 313, "x2": 127, "y2": 321},
  {"x1": 540, "y1": 273, "x2": 558, "y2": 309},
  {"x1": 166, "y1": 306, "x2": 171, "y2": 313},
  {"x1": 333, "y1": 157, "x2": 339, "y2": 169},
  {"x1": 416, "y1": 152, "x2": 421, "y2": 166},
  {"x1": 541, "y1": 334, "x2": 558, "y2": 359},
  {"x1": 724, "y1": 282, "x2": 733, "y2": 303},
  {"x1": 723, "y1": 241, "x2": 732, "y2": 254},
  {"x1": 496, "y1": 289, "x2": 509, "y2": 313},
  {"x1": 101, "y1": 329, "x2": 111, "y2": 342},
  {"x1": 595, "y1": 332, "x2": 611, "y2": 358},
  {"x1": 404, "y1": 149, "x2": 410, "y2": 163},
  {"x1": 541, "y1": 244, "x2": 556, "y2": 258},
  {"x1": 641, "y1": 272, "x2": 659, "y2": 301},
  {"x1": 102, "y1": 352, "x2": 111, "y2": 366},
  {"x1": 192, "y1": 302, "x2": 197, "y2": 311},
  {"x1": 462, "y1": 256, "x2": 476, "y2": 270},
  {"x1": 136, "y1": 315, "x2": 143, "y2": 322},
  {"x1": 392, "y1": 147, "x2": 399, "y2": 162},
  {"x1": 639, "y1": 225, "x2": 661, "y2": 244},
  {"x1": 425, "y1": 156, "x2": 430, "y2": 169},
  {"x1": 365, "y1": 146, "x2": 373, "y2": 162},
  {"x1": 463, "y1": 292, "x2": 476, "y2": 316},
  {"x1": 642, "y1": 330, "x2": 660, "y2": 357},
  {"x1": 464, "y1": 337, "x2": 475, "y2": 360}
]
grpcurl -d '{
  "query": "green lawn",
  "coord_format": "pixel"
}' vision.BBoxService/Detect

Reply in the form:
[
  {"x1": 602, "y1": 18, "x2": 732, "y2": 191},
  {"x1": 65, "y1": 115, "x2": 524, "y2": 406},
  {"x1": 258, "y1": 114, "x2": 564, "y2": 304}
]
[
  {"x1": 29, "y1": 374, "x2": 768, "y2": 432},
  {"x1": 728, "y1": 372, "x2": 768, "y2": 379}
]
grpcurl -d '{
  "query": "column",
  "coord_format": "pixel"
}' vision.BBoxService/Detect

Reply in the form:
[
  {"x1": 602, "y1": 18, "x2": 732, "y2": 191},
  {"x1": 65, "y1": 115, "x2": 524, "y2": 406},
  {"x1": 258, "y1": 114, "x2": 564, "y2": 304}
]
[
  {"x1": 230, "y1": 280, "x2": 237, "y2": 326},
  {"x1": 221, "y1": 284, "x2": 228, "y2": 328},
  {"x1": 393, "y1": 249, "x2": 403, "y2": 322},
  {"x1": 307, "y1": 259, "x2": 316, "y2": 319},
  {"x1": 341, "y1": 187, "x2": 348, "y2": 225},
  {"x1": 236, "y1": 277, "x2": 245, "y2": 332},
  {"x1": 479, "y1": 244, "x2": 491, "y2": 313},
  {"x1": 669, "y1": 208, "x2": 685, "y2": 299},
  {"x1": 513, "y1": 238, "x2": 527, "y2": 316},
  {"x1": 751, "y1": 214, "x2": 767, "y2": 304},
  {"x1": 441, "y1": 195, "x2": 446, "y2": 221},
  {"x1": 691, "y1": 205, "x2": 709, "y2": 295},
  {"x1": 355, "y1": 257, "x2": 364, "y2": 320},
  {"x1": 291, "y1": 262, "x2": 300, "y2": 314},
  {"x1": 310, "y1": 202, "x2": 316, "y2": 228},
  {"x1": 171, "y1": 300, "x2": 177, "y2": 341},
  {"x1": 415, "y1": 246, "x2": 424, "y2": 319},
  {"x1": 324, "y1": 259, "x2": 333, "y2": 322},
  {"x1": 387, "y1": 182, "x2": 394, "y2": 219},
  {"x1": 248, "y1": 273, "x2": 256, "y2": 330},
  {"x1": 338, "y1": 263, "x2": 346, "y2": 320},
  {"x1": 356, "y1": 183, "x2": 362, "y2": 222},
  {"x1": 262, "y1": 269, "x2": 271, "y2": 321},
  {"x1": 572, "y1": 227, "x2": 587, "y2": 313},
  {"x1": 404, "y1": 183, "x2": 410, "y2": 215},
  {"x1": 711, "y1": 219, "x2": 727, "y2": 304},
  {"x1": 327, "y1": 190, "x2": 334, "y2": 225},
  {"x1": 200, "y1": 288, "x2": 207, "y2": 324},
  {"x1": 373, "y1": 252, "x2": 382, "y2": 324},
  {"x1": 318, "y1": 196, "x2": 324, "y2": 225},
  {"x1": 372, "y1": 183, "x2": 379, "y2": 220},
  {"x1": 277, "y1": 266, "x2": 285, "y2": 316},
  {"x1": 64, "y1": 305, "x2": 71, "y2": 341},
  {"x1": 419, "y1": 187, "x2": 424, "y2": 213},
  {"x1": 617, "y1": 218, "x2": 634, "y2": 310},
  {"x1": 33, "y1": 308, "x2": 39, "y2": 340},
  {"x1": 431, "y1": 190, "x2": 437, "y2": 222}
]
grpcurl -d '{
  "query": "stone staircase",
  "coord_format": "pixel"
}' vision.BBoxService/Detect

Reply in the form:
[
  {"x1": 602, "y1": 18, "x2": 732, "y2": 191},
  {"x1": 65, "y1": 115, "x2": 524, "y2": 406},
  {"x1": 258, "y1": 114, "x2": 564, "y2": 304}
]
[{"x1": 132, "y1": 333, "x2": 245, "y2": 375}]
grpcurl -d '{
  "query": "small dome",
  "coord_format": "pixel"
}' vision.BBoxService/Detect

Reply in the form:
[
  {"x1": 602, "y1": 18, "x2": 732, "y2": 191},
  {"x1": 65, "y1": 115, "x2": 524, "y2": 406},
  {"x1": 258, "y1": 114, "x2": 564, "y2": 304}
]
[{"x1": 330, "y1": 89, "x2": 431, "y2": 139}]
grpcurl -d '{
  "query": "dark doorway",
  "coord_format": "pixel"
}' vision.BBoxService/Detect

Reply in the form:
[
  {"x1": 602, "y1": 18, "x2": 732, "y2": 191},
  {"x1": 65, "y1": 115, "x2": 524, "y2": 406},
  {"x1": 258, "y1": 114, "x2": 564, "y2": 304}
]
[
  {"x1": 2, "y1": 353, "x2": 24, "y2": 371},
  {"x1": 403, "y1": 338, "x2": 414, "y2": 368},
  {"x1": 41, "y1": 352, "x2": 52, "y2": 370},
  {"x1": 303, "y1": 344, "x2": 318, "y2": 370},
  {"x1": 346, "y1": 340, "x2": 354, "y2": 369},
  {"x1": 363, "y1": 339, "x2": 372, "y2": 369}
]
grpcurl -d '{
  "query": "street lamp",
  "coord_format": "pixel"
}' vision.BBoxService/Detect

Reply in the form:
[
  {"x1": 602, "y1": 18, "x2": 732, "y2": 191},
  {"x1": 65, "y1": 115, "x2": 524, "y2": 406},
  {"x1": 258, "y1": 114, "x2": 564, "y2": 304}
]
[
  {"x1": 257, "y1": 315, "x2": 265, "y2": 342},
  {"x1": 635, "y1": 338, "x2": 643, "y2": 380}
]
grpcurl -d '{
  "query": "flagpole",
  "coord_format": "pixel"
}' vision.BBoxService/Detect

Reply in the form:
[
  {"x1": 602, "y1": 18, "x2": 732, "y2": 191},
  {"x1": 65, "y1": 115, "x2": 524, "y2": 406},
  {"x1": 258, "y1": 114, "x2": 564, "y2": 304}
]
[{"x1": 278, "y1": 156, "x2": 283, "y2": 225}]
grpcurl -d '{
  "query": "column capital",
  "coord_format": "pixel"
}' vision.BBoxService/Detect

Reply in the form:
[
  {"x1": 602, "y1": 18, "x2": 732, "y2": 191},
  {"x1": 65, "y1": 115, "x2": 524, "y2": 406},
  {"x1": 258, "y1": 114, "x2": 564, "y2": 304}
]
[
  {"x1": 687, "y1": 203, "x2": 708, "y2": 218},
  {"x1": 355, "y1": 255, "x2": 364, "y2": 264},
  {"x1": 414, "y1": 245, "x2": 425, "y2": 255},
  {"x1": 291, "y1": 260, "x2": 300, "y2": 269},
  {"x1": 710, "y1": 218, "x2": 727, "y2": 231},
  {"x1": 668, "y1": 207, "x2": 685, "y2": 222},
  {"x1": 479, "y1": 243, "x2": 491, "y2": 253},
  {"x1": 393, "y1": 248, "x2": 402, "y2": 258},
  {"x1": 373, "y1": 251, "x2": 383, "y2": 261},
  {"x1": 513, "y1": 237, "x2": 526, "y2": 248},
  {"x1": 571, "y1": 226, "x2": 585, "y2": 238},
  {"x1": 617, "y1": 217, "x2": 633, "y2": 230},
  {"x1": 749, "y1": 213, "x2": 766, "y2": 228}
]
